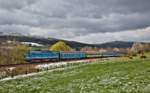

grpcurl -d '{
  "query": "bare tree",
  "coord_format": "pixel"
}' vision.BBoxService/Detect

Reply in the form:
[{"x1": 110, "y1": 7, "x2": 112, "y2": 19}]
[{"x1": 131, "y1": 42, "x2": 144, "y2": 54}]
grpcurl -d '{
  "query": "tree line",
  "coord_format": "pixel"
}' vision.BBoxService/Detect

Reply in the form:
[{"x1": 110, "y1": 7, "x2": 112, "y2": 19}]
[{"x1": 0, "y1": 41, "x2": 149, "y2": 65}]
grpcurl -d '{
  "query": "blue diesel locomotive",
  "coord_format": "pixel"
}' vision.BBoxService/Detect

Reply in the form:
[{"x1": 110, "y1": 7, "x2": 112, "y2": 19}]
[{"x1": 25, "y1": 51, "x2": 60, "y2": 62}]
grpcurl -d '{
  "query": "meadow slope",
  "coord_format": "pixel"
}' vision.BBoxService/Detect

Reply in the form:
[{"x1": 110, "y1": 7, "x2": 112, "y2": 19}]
[{"x1": 0, "y1": 54, "x2": 150, "y2": 93}]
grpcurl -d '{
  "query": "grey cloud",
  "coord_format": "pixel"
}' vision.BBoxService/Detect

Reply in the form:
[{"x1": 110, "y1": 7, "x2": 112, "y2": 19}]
[
  {"x1": 71, "y1": 26, "x2": 150, "y2": 44},
  {"x1": 0, "y1": 24, "x2": 31, "y2": 36},
  {"x1": 0, "y1": 0, "x2": 150, "y2": 43},
  {"x1": 0, "y1": 0, "x2": 36, "y2": 10}
]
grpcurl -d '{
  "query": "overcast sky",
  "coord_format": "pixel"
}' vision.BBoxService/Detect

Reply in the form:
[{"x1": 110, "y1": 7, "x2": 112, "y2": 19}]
[{"x1": 0, "y1": 0, "x2": 150, "y2": 44}]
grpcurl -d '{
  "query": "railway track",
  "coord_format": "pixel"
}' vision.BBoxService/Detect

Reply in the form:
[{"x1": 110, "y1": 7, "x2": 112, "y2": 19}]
[
  {"x1": 0, "y1": 56, "x2": 120, "y2": 68},
  {"x1": 0, "y1": 56, "x2": 119, "y2": 80},
  {"x1": 0, "y1": 57, "x2": 98, "y2": 67}
]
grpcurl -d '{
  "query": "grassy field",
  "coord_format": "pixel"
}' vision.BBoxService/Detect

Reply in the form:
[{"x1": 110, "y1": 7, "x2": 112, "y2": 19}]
[{"x1": 0, "y1": 54, "x2": 150, "y2": 93}]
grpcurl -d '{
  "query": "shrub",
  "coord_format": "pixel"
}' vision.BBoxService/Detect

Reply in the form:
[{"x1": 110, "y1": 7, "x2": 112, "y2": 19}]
[
  {"x1": 140, "y1": 55, "x2": 147, "y2": 59},
  {"x1": 0, "y1": 44, "x2": 29, "y2": 65},
  {"x1": 49, "y1": 41, "x2": 72, "y2": 51}
]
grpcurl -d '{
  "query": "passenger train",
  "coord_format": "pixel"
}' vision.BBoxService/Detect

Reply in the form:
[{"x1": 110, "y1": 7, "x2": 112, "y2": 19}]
[
  {"x1": 25, "y1": 51, "x2": 101, "y2": 62},
  {"x1": 25, "y1": 51, "x2": 122, "y2": 62}
]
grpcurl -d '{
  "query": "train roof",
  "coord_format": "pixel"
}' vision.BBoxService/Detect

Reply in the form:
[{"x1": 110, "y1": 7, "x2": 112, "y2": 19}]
[
  {"x1": 60, "y1": 51, "x2": 85, "y2": 53},
  {"x1": 29, "y1": 51, "x2": 59, "y2": 53},
  {"x1": 28, "y1": 51, "x2": 85, "y2": 53}
]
